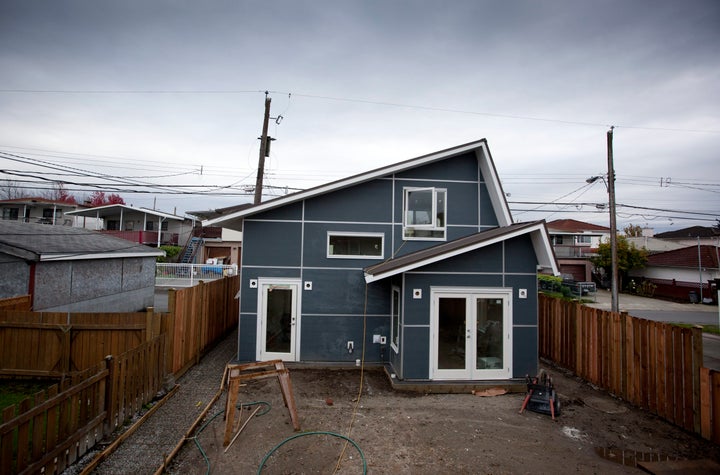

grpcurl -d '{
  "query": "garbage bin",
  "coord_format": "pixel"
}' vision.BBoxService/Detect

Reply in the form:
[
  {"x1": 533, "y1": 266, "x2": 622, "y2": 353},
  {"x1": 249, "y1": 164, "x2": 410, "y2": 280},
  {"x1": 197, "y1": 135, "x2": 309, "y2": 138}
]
[{"x1": 689, "y1": 291, "x2": 699, "y2": 304}]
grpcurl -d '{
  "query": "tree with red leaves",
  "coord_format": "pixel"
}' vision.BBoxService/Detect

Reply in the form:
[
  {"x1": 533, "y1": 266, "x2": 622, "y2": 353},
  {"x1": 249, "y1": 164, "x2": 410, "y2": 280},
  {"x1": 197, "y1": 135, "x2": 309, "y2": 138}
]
[{"x1": 88, "y1": 191, "x2": 126, "y2": 206}]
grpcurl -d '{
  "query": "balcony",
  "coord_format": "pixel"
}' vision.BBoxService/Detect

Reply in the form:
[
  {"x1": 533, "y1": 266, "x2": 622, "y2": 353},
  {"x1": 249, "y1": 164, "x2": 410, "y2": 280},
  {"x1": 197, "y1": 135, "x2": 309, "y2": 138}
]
[
  {"x1": 552, "y1": 245, "x2": 598, "y2": 258},
  {"x1": 100, "y1": 230, "x2": 179, "y2": 246}
]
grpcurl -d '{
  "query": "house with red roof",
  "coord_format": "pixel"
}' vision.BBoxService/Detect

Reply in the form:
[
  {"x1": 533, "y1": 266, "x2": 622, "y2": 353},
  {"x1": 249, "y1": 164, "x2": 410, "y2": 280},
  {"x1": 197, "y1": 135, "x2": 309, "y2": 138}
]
[
  {"x1": 629, "y1": 244, "x2": 720, "y2": 303},
  {"x1": 546, "y1": 219, "x2": 610, "y2": 282}
]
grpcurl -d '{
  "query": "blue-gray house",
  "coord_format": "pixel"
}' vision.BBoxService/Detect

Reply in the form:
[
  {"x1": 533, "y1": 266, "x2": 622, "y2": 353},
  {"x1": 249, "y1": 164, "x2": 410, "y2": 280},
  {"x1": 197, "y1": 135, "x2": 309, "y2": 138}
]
[{"x1": 205, "y1": 140, "x2": 558, "y2": 383}]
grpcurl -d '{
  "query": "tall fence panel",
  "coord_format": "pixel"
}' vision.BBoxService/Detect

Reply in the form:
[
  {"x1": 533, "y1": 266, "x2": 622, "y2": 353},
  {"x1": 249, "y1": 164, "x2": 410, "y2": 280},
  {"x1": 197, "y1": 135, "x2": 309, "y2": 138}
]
[
  {"x1": 0, "y1": 311, "x2": 153, "y2": 376},
  {"x1": 166, "y1": 275, "x2": 239, "y2": 376},
  {"x1": 539, "y1": 294, "x2": 710, "y2": 441},
  {"x1": 0, "y1": 295, "x2": 31, "y2": 311}
]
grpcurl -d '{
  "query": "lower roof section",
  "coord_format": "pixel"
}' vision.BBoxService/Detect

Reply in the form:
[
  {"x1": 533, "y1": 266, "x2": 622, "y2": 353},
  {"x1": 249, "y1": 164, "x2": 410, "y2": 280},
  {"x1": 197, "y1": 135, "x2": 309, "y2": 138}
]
[{"x1": 363, "y1": 221, "x2": 559, "y2": 283}]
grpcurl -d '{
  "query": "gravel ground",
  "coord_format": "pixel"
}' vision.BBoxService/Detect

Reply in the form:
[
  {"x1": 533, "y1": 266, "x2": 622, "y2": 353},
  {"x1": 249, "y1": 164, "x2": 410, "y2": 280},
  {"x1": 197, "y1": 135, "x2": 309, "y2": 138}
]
[{"x1": 78, "y1": 331, "x2": 237, "y2": 475}]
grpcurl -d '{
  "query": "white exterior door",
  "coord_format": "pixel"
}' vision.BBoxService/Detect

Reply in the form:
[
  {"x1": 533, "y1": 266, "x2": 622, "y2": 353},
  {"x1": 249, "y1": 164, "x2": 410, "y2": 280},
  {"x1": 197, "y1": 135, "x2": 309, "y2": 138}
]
[
  {"x1": 257, "y1": 278, "x2": 300, "y2": 362},
  {"x1": 431, "y1": 288, "x2": 512, "y2": 380}
]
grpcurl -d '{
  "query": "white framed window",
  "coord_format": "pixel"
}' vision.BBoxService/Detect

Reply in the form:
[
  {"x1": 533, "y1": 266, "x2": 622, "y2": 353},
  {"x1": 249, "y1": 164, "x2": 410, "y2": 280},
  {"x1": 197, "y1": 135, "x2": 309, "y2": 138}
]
[
  {"x1": 327, "y1": 232, "x2": 384, "y2": 259},
  {"x1": 391, "y1": 286, "x2": 400, "y2": 353},
  {"x1": 403, "y1": 187, "x2": 446, "y2": 240}
]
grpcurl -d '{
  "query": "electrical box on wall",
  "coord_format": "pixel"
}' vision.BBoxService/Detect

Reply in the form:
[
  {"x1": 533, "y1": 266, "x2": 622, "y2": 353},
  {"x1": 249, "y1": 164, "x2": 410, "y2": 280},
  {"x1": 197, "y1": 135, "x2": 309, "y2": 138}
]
[
  {"x1": 304, "y1": 281, "x2": 313, "y2": 290},
  {"x1": 249, "y1": 279, "x2": 258, "y2": 289},
  {"x1": 413, "y1": 289, "x2": 422, "y2": 299},
  {"x1": 519, "y1": 288, "x2": 527, "y2": 299}
]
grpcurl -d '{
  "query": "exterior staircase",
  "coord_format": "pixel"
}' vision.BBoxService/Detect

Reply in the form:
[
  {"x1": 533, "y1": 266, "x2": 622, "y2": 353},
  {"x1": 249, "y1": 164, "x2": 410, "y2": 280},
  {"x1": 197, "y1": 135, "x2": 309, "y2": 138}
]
[{"x1": 180, "y1": 237, "x2": 202, "y2": 263}]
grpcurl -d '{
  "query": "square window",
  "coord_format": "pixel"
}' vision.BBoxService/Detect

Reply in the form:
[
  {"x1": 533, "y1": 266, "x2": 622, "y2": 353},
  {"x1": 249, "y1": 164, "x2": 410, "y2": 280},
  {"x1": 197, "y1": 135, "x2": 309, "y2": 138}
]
[{"x1": 403, "y1": 187, "x2": 446, "y2": 240}]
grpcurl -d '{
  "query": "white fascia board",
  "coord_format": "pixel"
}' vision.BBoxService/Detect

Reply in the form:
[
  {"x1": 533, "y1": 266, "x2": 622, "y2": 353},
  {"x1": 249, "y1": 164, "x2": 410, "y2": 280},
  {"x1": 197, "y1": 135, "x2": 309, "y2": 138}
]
[
  {"x1": 364, "y1": 223, "x2": 550, "y2": 283},
  {"x1": 40, "y1": 251, "x2": 164, "y2": 261},
  {"x1": 530, "y1": 227, "x2": 560, "y2": 276},
  {"x1": 204, "y1": 140, "x2": 488, "y2": 228},
  {"x1": 477, "y1": 147, "x2": 513, "y2": 227}
]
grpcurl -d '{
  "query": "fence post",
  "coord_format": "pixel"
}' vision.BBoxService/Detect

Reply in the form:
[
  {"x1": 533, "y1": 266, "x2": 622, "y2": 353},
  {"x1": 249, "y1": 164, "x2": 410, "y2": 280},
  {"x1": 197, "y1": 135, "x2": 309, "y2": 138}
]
[
  {"x1": 145, "y1": 307, "x2": 154, "y2": 341},
  {"x1": 104, "y1": 355, "x2": 115, "y2": 437}
]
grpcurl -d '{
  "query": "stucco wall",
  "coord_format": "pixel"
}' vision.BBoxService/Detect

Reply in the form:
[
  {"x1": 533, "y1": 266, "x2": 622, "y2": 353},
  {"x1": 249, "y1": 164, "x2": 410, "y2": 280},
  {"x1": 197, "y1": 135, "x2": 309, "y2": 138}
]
[
  {"x1": 33, "y1": 256, "x2": 156, "y2": 312},
  {"x1": 0, "y1": 253, "x2": 30, "y2": 298}
]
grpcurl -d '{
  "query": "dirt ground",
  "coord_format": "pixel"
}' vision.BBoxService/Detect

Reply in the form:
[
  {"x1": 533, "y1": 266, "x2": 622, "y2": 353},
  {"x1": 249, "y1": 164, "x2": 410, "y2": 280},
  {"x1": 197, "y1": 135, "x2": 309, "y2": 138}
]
[{"x1": 167, "y1": 364, "x2": 720, "y2": 474}]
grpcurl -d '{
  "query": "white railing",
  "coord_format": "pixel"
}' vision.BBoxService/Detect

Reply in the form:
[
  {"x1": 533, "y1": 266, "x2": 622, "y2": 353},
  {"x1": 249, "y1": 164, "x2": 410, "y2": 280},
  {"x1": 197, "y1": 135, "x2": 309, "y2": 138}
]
[{"x1": 155, "y1": 263, "x2": 238, "y2": 287}]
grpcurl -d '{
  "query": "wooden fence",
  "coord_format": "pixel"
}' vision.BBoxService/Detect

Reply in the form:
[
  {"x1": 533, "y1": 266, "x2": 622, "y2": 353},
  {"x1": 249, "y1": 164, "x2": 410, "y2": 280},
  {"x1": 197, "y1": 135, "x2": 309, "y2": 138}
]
[
  {"x1": 164, "y1": 276, "x2": 239, "y2": 376},
  {"x1": 538, "y1": 294, "x2": 719, "y2": 443},
  {"x1": 0, "y1": 295, "x2": 31, "y2": 311},
  {"x1": 0, "y1": 275, "x2": 239, "y2": 473}
]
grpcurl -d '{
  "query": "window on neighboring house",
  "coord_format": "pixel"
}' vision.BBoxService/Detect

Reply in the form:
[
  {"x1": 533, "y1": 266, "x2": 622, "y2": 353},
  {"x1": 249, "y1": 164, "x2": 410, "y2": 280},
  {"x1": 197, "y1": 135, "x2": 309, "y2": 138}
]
[
  {"x1": 2, "y1": 208, "x2": 19, "y2": 220},
  {"x1": 553, "y1": 235, "x2": 564, "y2": 245},
  {"x1": 107, "y1": 220, "x2": 120, "y2": 230},
  {"x1": 327, "y1": 232, "x2": 384, "y2": 259},
  {"x1": 403, "y1": 187, "x2": 446, "y2": 240},
  {"x1": 391, "y1": 286, "x2": 400, "y2": 352},
  {"x1": 42, "y1": 208, "x2": 57, "y2": 218},
  {"x1": 576, "y1": 235, "x2": 592, "y2": 244},
  {"x1": 146, "y1": 221, "x2": 154, "y2": 231},
  {"x1": 161, "y1": 221, "x2": 169, "y2": 231}
]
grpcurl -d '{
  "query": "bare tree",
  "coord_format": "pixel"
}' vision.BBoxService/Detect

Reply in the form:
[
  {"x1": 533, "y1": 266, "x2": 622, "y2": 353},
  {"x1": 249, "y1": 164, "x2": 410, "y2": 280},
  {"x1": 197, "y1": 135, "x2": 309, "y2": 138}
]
[{"x1": 0, "y1": 180, "x2": 27, "y2": 200}]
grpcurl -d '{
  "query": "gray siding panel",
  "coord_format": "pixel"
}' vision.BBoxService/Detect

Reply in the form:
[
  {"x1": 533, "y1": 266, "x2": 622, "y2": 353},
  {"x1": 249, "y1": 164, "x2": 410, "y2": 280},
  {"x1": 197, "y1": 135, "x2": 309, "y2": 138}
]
[
  {"x1": 301, "y1": 269, "x2": 387, "y2": 316},
  {"x1": 238, "y1": 314, "x2": 257, "y2": 361},
  {"x1": 504, "y1": 234, "x2": 538, "y2": 273},
  {"x1": 304, "y1": 180, "x2": 392, "y2": 222},
  {"x1": 512, "y1": 326, "x2": 538, "y2": 378},
  {"x1": 0, "y1": 253, "x2": 29, "y2": 298},
  {"x1": 402, "y1": 326, "x2": 430, "y2": 379},
  {"x1": 506, "y1": 274, "x2": 538, "y2": 326},
  {"x1": 394, "y1": 152, "x2": 478, "y2": 181},
  {"x1": 300, "y1": 315, "x2": 388, "y2": 362},
  {"x1": 251, "y1": 202, "x2": 303, "y2": 221},
  {"x1": 242, "y1": 221, "x2": 303, "y2": 267}
]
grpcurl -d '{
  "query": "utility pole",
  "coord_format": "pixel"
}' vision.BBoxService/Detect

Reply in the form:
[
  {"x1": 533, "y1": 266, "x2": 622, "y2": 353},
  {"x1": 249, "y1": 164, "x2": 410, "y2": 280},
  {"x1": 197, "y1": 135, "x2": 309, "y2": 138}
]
[
  {"x1": 254, "y1": 92, "x2": 272, "y2": 205},
  {"x1": 607, "y1": 127, "x2": 619, "y2": 313}
]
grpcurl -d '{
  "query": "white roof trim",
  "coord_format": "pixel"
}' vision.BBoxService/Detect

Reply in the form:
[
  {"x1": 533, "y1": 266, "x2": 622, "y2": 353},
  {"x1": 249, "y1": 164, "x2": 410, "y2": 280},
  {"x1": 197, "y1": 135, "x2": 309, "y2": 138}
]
[
  {"x1": 39, "y1": 250, "x2": 164, "y2": 262},
  {"x1": 65, "y1": 204, "x2": 185, "y2": 220},
  {"x1": 204, "y1": 140, "x2": 512, "y2": 228},
  {"x1": 364, "y1": 222, "x2": 558, "y2": 283}
]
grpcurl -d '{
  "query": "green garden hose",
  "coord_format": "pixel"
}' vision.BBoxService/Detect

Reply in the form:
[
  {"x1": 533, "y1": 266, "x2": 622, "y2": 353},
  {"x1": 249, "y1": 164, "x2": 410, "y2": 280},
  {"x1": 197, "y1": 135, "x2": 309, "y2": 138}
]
[{"x1": 257, "y1": 431, "x2": 367, "y2": 474}]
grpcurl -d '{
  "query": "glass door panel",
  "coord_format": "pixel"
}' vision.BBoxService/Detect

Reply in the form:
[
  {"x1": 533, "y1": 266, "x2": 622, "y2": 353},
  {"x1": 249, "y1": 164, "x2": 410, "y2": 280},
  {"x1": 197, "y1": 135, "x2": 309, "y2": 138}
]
[
  {"x1": 475, "y1": 298, "x2": 504, "y2": 371},
  {"x1": 265, "y1": 287, "x2": 293, "y2": 353},
  {"x1": 437, "y1": 297, "x2": 467, "y2": 371}
]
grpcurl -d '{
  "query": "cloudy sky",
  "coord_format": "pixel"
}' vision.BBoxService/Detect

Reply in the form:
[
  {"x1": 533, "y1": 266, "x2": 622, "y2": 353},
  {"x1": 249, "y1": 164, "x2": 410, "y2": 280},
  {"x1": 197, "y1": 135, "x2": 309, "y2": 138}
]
[{"x1": 1, "y1": 0, "x2": 718, "y2": 232}]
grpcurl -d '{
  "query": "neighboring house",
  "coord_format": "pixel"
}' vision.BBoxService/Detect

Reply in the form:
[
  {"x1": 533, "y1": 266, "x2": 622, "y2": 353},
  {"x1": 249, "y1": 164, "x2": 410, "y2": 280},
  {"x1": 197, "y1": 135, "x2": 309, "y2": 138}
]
[
  {"x1": 546, "y1": 219, "x2": 609, "y2": 282},
  {"x1": 0, "y1": 220, "x2": 163, "y2": 312},
  {"x1": 629, "y1": 244, "x2": 720, "y2": 303},
  {"x1": 655, "y1": 226, "x2": 720, "y2": 248},
  {"x1": 65, "y1": 204, "x2": 192, "y2": 247},
  {"x1": 185, "y1": 203, "x2": 252, "y2": 266},
  {"x1": 0, "y1": 197, "x2": 99, "y2": 228},
  {"x1": 205, "y1": 139, "x2": 558, "y2": 384}
]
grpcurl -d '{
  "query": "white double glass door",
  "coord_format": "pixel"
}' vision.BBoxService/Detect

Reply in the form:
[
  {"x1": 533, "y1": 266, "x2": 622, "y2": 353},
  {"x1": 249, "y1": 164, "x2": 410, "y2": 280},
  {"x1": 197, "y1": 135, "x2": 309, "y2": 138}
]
[
  {"x1": 431, "y1": 288, "x2": 512, "y2": 380},
  {"x1": 257, "y1": 278, "x2": 300, "y2": 362}
]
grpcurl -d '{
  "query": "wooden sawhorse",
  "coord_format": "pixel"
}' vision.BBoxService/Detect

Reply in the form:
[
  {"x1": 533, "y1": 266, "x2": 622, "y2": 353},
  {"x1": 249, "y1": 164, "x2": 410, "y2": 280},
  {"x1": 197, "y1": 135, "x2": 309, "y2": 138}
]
[{"x1": 223, "y1": 360, "x2": 301, "y2": 447}]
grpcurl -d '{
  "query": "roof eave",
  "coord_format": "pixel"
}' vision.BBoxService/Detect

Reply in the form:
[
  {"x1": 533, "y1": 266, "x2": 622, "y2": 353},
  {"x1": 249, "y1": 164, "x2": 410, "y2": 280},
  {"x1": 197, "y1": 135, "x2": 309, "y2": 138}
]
[{"x1": 204, "y1": 139, "x2": 496, "y2": 228}]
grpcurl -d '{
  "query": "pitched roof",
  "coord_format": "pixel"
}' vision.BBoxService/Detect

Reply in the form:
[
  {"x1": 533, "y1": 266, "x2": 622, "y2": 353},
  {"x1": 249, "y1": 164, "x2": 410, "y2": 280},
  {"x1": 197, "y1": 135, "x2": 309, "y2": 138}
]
[
  {"x1": 646, "y1": 244, "x2": 720, "y2": 269},
  {"x1": 203, "y1": 140, "x2": 512, "y2": 230},
  {"x1": 363, "y1": 221, "x2": 558, "y2": 283},
  {"x1": 0, "y1": 220, "x2": 164, "y2": 262},
  {"x1": 0, "y1": 197, "x2": 83, "y2": 208},
  {"x1": 65, "y1": 204, "x2": 185, "y2": 221},
  {"x1": 186, "y1": 203, "x2": 254, "y2": 221},
  {"x1": 546, "y1": 219, "x2": 610, "y2": 233},
  {"x1": 655, "y1": 226, "x2": 719, "y2": 239}
]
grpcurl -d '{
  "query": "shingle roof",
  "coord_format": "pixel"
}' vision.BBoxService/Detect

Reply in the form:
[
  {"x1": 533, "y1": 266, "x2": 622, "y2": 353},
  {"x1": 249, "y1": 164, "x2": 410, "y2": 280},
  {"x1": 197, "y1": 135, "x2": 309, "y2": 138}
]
[
  {"x1": 655, "y1": 226, "x2": 719, "y2": 239},
  {"x1": 646, "y1": 245, "x2": 719, "y2": 269},
  {"x1": 364, "y1": 221, "x2": 557, "y2": 282},
  {"x1": 0, "y1": 220, "x2": 164, "y2": 261},
  {"x1": 546, "y1": 219, "x2": 610, "y2": 233}
]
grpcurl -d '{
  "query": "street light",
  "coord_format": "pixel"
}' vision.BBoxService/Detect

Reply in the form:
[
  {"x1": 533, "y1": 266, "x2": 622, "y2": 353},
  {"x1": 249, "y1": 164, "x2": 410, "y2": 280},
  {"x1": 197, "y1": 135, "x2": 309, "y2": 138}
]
[{"x1": 587, "y1": 128, "x2": 619, "y2": 313}]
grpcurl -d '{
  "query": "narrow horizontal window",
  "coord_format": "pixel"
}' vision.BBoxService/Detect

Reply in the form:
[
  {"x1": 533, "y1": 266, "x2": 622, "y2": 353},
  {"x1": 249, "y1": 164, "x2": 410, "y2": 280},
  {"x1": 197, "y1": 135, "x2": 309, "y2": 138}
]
[{"x1": 327, "y1": 232, "x2": 384, "y2": 259}]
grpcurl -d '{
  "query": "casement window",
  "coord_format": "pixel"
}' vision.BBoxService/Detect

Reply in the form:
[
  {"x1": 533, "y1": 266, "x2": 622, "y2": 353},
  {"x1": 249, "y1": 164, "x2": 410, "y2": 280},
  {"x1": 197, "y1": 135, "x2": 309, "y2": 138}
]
[
  {"x1": 327, "y1": 232, "x2": 384, "y2": 259},
  {"x1": 403, "y1": 187, "x2": 446, "y2": 240},
  {"x1": 391, "y1": 286, "x2": 400, "y2": 352}
]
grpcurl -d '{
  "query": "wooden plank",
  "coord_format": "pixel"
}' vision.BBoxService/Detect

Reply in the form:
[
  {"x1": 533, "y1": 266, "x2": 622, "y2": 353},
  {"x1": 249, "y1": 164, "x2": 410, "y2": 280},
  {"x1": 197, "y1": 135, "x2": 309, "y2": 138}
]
[
  {"x1": 672, "y1": 326, "x2": 684, "y2": 426},
  {"x1": 31, "y1": 390, "x2": 47, "y2": 460},
  {"x1": 45, "y1": 385, "x2": 59, "y2": 453},
  {"x1": 15, "y1": 398, "x2": 31, "y2": 473},
  {"x1": 691, "y1": 326, "x2": 703, "y2": 435},
  {"x1": 1, "y1": 406, "x2": 15, "y2": 475},
  {"x1": 682, "y1": 329, "x2": 694, "y2": 431},
  {"x1": 713, "y1": 371, "x2": 720, "y2": 445},
  {"x1": 700, "y1": 367, "x2": 711, "y2": 440},
  {"x1": 656, "y1": 323, "x2": 668, "y2": 418}
]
